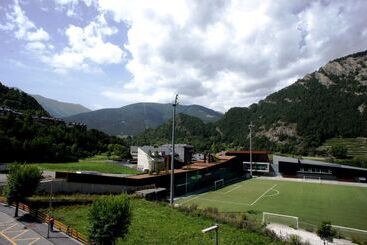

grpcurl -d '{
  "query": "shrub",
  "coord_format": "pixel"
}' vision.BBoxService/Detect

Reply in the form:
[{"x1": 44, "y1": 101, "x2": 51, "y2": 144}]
[{"x1": 88, "y1": 195, "x2": 132, "y2": 245}]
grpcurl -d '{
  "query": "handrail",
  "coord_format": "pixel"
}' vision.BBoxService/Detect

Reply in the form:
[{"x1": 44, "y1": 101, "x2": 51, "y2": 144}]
[{"x1": 0, "y1": 199, "x2": 89, "y2": 244}]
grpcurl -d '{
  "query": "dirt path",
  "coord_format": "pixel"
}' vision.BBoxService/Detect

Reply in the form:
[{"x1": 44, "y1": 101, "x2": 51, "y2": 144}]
[{"x1": 267, "y1": 223, "x2": 355, "y2": 245}]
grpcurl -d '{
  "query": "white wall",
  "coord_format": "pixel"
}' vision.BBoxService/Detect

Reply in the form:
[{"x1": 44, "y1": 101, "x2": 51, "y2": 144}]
[{"x1": 137, "y1": 148, "x2": 151, "y2": 171}]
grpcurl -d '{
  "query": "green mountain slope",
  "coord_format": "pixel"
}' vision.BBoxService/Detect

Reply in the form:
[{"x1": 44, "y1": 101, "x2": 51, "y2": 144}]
[
  {"x1": 0, "y1": 82, "x2": 48, "y2": 116},
  {"x1": 216, "y1": 50, "x2": 367, "y2": 152},
  {"x1": 0, "y1": 83, "x2": 127, "y2": 163},
  {"x1": 136, "y1": 50, "x2": 367, "y2": 154},
  {"x1": 64, "y1": 103, "x2": 223, "y2": 136},
  {"x1": 32, "y1": 94, "x2": 91, "y2": 118},
  {"x1": 133, "y1": 113, "x2": 219, "y2": 151}
]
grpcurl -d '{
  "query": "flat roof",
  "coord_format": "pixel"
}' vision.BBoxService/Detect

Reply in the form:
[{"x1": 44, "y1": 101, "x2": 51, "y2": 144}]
[
  {"x1": 226, "y1": 150, "x2": 271, "y2": 154},
  {"x1": 127, "y1": 155, "x2": 236, "y2": 180},
  {"x1": 273, "y1": 155, "x2": 367, "y2": 172}
]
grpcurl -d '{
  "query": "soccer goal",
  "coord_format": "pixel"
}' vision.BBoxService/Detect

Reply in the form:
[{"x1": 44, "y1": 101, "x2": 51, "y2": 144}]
[
  {"x1": 262, "y1": 212, "x2": 299, "y2": 229},
  {"x1": 303, "y1": 176, "x2": 322, "y2": 183},
  {"x1": 214, "y1": 179, "x2": 224, "y2": 190}
]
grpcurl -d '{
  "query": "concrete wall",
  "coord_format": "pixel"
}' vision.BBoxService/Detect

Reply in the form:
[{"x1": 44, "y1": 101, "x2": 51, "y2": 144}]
[{"x1": 38, "y1": 179, "x2": 155, "y2": 194}]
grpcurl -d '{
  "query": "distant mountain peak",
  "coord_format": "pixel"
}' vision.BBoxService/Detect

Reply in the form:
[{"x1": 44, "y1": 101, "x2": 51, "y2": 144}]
[
  {"x1": 64, "y1": 102, "x2": 223, "y2": 136},
  {"x1": 32, "y1": 94, "x2": 91, "y2": 118}
]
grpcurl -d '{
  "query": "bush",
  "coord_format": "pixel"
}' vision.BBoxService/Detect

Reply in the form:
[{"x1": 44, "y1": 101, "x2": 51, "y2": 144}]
[
  {"x1": 330, "y1": 145, "x2": 348, "y2": 159},
  {"x1": 317, "y1": 221, "x2": 336, "y2": 243},
  {"x1": 88, "y1": 195, "x2": 132, "y2": 244}
]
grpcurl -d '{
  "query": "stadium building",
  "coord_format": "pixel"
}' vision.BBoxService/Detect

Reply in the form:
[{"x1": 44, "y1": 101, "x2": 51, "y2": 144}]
[{"x1": 273, "y1": 155, "x2": 367, "y2": 182}]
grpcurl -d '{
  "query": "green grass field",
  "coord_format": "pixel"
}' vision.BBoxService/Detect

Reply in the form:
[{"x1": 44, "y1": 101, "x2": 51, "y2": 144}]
[
  {"x1": 30, "y1": 161, "x2": 140, "y2": 174},
  {"x1": 47, "y1": 198, "x2": 281, "y2": 245},
  {"x1": 178, "y1": 178, "x2": 367, "y2": 232}
]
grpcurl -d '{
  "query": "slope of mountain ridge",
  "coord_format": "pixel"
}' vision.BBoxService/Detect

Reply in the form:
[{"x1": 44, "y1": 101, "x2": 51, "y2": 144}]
[
  {"x1": 64, "y1": 102, "x2": 223, "y2": 136},
  {"x1": 33, "y1": 94, "x2": 91, "y2": 118},
  {"x1": 136, "y1": 50, "x2": 367, "y2": 153},
  {"x1": 0, "y1": 82, "x2": 48, "y2": 116}
]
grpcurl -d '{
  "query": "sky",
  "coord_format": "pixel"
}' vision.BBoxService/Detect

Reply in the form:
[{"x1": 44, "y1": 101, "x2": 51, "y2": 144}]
[{"x1": 1, "y1": 0, "x2": 367, "y2": 112}]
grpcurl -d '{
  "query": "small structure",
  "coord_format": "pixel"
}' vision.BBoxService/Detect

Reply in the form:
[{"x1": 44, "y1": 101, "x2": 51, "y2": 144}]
[
  {"x1": 135, "y1": 144, "x2": 193, "y2": 172},
  {"x1": 224, "y1": 151, "x2": 271, "y2": 175}
]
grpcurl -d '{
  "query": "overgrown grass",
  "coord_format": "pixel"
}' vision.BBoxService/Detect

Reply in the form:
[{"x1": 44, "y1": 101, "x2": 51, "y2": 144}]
[
  {"x1": 319, "y1": 137, "x2": 367, "y2": 158},
  {"x1": 47, "y1": 198, "x2": 282, "y2": 244},
  {"x1": 29, "y1": 161, "x2": 140, "y2": 174}
]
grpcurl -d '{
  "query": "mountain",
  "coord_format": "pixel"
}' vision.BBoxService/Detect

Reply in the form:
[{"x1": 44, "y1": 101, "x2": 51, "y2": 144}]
[
  {"x1": 0, "y1": 82, "x2": 48, "y2": 116},
  {"x1": 133, "y1": 113, "x2": 218, "y2": 151},
  {"x1": 0, "y1": 82, "x2": 128, "y2": 163},
  {"x1": 64, "y1": 103, "x2": 223, "y2": 136},
  {"x1": 32, "y1": 94, "x2": 91, "y2": 118},
  {"x1": 136, "y1": 50, "x2": 367, "y2": 154},
  {"x1": 216, "y1": 50, "x2": 367, "y2": 153}
]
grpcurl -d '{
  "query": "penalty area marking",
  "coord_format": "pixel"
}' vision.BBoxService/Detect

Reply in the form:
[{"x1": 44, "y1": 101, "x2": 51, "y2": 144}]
[
  {"x1": 250, "y1": 184, "x2": 277, "y2": 206},
  {"x1": 264, "y1": 189, "x2": 280, "y2": 198}
]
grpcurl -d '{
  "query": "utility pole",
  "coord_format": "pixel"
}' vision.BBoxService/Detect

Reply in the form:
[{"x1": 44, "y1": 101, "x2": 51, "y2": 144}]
[
  {"x1": 249, "y1": 121, "x2": 254, "y2": 178},
  {"x1": 170, "y1": 94, "x2": 178, "y2": 207}
]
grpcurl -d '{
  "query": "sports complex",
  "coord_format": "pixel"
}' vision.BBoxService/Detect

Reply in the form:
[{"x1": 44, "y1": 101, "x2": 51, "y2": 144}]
[{"x1": 177, "y1": 178, "x2": 367, "y2": 241}]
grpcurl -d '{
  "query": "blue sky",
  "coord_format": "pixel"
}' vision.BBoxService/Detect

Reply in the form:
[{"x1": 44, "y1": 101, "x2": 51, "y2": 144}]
[{"x1": 1, "y1": 0, "x2": 367, "y2": 112}]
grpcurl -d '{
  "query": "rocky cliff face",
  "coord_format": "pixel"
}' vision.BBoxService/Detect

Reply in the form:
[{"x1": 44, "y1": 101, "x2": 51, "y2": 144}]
[{"x1": 215, "y1": 50, "x2": 367, "y2": 150}]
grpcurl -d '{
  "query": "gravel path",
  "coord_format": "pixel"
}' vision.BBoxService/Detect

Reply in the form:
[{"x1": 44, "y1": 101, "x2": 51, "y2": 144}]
[{"x1": 267, "y1": 223, "x2": 356, "y2": 245}]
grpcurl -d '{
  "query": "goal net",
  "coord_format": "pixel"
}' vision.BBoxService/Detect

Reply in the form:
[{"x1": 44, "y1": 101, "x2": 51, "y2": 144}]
[
  {"x1": 262, "y1": 212, "x2": 299, "y2": 229},
  {"x1": 214, "y1": 179, "x2": 224, "y2": 190},
  {"x1": 303, "y1": 176, "x2": 321, "y2": 183}
]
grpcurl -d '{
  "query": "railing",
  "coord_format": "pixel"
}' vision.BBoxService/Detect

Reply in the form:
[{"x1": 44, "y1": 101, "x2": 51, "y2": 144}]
[{"x1": 0, "y1": 199, "x2": 89, "y2": 244}]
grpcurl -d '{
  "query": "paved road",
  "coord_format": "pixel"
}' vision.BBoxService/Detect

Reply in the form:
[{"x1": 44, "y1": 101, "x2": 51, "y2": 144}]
[{"x1": 0, "y1": 203, "x2": 81, "y2": 245}]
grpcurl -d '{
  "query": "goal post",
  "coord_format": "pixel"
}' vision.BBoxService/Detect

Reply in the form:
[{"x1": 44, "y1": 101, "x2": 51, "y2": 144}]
[
  {"x1": 214, "y1": 179, "x2": 224, "y2": 190},
  {"x1": 262, "y1": 212, "x2": 299, "y2": 229}
]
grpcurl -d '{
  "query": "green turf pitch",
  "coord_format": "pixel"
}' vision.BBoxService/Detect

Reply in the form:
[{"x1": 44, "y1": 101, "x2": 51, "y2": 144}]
[{"x1": 178, "y1": 178, "x2": 367, "y2": 230}]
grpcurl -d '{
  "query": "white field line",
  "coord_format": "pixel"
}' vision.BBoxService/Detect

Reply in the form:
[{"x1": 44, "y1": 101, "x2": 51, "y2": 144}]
[
  {"x1": 223, "y1": 185, "x2": 241, "y2": 194},
  {"x1": 250, "y1": 184, "x2": 277, "y2": 206},
  {"x1": 265, "y1": 189, "x2": 280, "y2": 197},
  {"x1": 197, "y1": 197, "x2": 250, "y2": 206},
  {"x1": 179, "y1": 194, "x2": 203, "y2": 205}
]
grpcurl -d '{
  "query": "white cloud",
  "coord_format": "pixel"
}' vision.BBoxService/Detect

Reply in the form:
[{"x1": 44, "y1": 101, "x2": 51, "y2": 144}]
[
  {"x1": 98, "y1": 0, "x2": 367, "y2": 112},
  {"x1": 1, "y1": 0, "x2": 51, "y2": 56},
  {"x1": 4, "y1": 0, "x2": 50, "y2": 42},
  {"x1": 50, "y1": 14, "x2": 124, "y2": 72}
]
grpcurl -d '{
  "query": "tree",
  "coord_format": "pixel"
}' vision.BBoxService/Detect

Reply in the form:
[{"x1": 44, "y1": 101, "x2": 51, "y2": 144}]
[
  {"x1": 88, "y1": 195, "x2": 132, "y2": 245},
  {"x1": 3, "y1": 164, "x2": 42, "y2": 217},
  {"x1": 317, "y1": 221, "x2": 336, "y2": 245},
  {"x1": 330, "y1": 145, "x2": 348, "y2": 159}
]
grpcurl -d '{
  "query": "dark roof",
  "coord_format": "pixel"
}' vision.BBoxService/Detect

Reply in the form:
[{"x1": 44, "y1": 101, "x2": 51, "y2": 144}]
[
  {"x1": 273, "y1": 155, "x2": 367, "y2": 172},
  {"x1": 226, "y1": 150, "x2": 271, "y2": 155}
]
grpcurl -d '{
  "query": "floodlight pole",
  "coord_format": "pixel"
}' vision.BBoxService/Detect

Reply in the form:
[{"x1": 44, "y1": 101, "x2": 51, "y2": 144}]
[
  {"x1": 170, "y1": 94, "x2": 178, "y2": 207},
  {"x1": 249, "y1": 121, "x2": 254, "y2": 178}
]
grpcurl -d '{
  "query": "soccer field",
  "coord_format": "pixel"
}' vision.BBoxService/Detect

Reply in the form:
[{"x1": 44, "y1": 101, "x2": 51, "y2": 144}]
[{"x1": 177, "y1": 178, "x2": 367, "y2": 231}]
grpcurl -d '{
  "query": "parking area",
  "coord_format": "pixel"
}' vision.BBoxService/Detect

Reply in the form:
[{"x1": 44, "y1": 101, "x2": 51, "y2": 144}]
[{"x1": 0, "y1": 211, "x2": 52, "y2": 245}]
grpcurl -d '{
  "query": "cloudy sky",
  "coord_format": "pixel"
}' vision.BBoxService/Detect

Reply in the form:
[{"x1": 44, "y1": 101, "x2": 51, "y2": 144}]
[{"x1": 1, "y1": 0, "x2": 367, "y2": 112}]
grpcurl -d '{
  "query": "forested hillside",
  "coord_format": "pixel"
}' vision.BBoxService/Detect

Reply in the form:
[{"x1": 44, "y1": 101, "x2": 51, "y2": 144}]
[
  {"x1": 0, "y1": 83, "x2": 128, "y2": 163},
  {"x1": 64, "y1": 103, "x2": 222, "y2": 136},
  {"x1": 0, "y1": 82, "x2": 48, "y2": 116},
  {"x1": 133, "y1": 113, "x2": 220, "y2": 152},
  {"x1": 136, "y1": 50, "x2": 367, "y2": 155}
]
